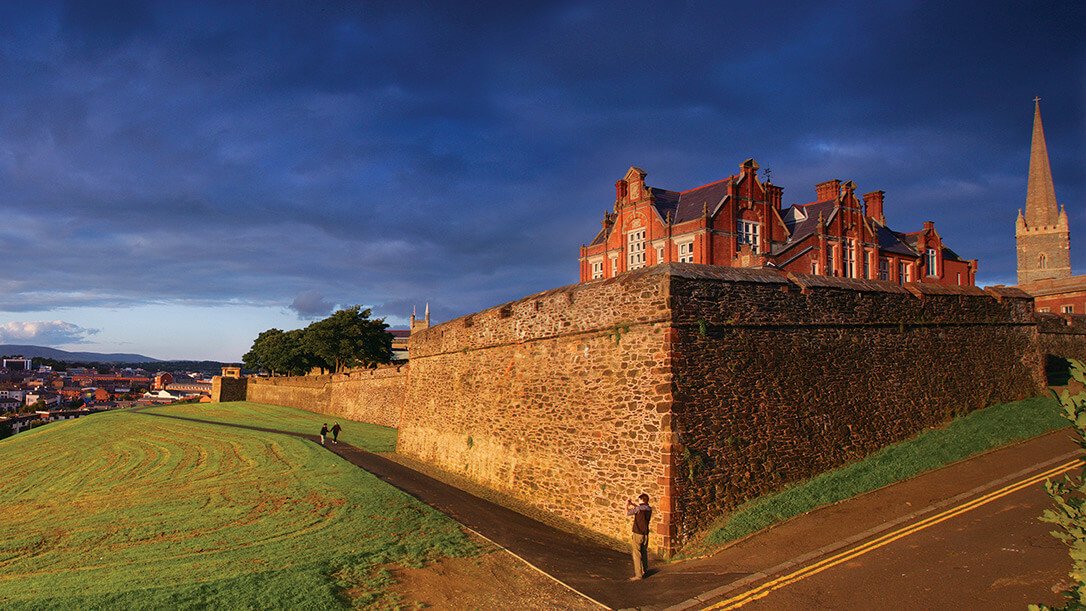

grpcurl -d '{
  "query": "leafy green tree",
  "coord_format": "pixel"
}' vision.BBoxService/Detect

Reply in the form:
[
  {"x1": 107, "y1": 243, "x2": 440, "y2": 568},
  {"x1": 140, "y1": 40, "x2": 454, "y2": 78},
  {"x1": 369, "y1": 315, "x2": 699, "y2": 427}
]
[
  {"x1": 243, "y1": 328, "x2": 319, "y2": 376},
  {"x1": 243, "y1": 328, "x2": 286, "y2": 374},
  {"x1": 302, "y1": 306, "x2": 392, "y2": 373},
  {"x1": 1033, "y1": 358, "x2": 1086, "y2": 610}
]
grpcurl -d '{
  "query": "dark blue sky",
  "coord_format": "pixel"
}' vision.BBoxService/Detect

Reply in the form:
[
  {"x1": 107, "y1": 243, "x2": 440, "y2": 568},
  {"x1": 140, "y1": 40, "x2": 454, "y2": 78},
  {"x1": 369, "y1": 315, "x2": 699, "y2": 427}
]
[{"x1": 0, "y1": 1, "x2": 1083, "y2": 359}]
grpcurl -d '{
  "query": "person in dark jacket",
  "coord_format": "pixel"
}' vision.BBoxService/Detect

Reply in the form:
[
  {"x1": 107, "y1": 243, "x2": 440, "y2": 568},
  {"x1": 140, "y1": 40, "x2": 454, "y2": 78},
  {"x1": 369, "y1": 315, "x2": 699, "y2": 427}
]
[
  {"x1": 319, "y1": 423, "x2": 328, "y2": 446},
  {"x1": 331, "y1": 422, "x2": 342, "y2": 444},
  {"x1": 626, "y1": 493, "x2": 652, "y2": 580}
]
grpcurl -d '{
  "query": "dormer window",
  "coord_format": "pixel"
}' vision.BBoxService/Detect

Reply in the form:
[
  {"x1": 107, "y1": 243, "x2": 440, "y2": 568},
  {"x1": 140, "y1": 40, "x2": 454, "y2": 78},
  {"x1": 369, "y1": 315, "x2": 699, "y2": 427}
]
[
  {"x1": 737, "y1": 220, "x2": 760, "y2": 254},
  {"x1": 926, "y1": 248, "x2": 938, "y2": 277}
]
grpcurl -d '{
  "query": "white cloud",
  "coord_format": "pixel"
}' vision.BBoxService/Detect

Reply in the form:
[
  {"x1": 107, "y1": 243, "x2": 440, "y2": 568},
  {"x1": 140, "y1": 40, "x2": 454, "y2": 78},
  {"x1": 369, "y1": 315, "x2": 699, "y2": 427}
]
[{"x1": 0, "y1": 320, "x2": 100, "y2": 345}]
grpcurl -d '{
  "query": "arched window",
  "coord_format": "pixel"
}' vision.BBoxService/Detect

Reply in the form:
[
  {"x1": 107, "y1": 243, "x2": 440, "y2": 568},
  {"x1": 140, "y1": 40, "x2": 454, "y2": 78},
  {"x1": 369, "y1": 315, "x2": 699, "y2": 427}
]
[{"x1": 1039, "y1": 253, "x2": 1048, "y2": 269}]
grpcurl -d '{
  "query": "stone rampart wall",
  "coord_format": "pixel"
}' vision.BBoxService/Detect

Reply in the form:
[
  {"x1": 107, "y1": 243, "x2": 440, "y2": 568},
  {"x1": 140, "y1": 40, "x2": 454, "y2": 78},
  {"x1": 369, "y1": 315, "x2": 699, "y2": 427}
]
[
  {"x1": 401, "y1": 268, "x2": 675, "y2": 550},
  {"x1": 1036, "y1": 312, "x2": 1086, "y2": 363},
  {"x1": 398, "y1": 264, "x2": 1046, "y2": 554},
  {"x1": 210, "y1": 376, "x2": 247, "y2": 403},
  {"x1": 666, "y1": 269, "x2": 1042, "y2": 544},
  {"x1": 245, "y1": 366, "x2": 406, "y2": 428}
]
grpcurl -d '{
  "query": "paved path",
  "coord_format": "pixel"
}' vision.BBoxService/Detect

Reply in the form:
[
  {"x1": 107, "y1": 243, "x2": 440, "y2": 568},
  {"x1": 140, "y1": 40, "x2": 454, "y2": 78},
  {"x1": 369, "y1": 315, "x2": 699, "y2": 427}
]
[{"x1": 138, "y1": 410, "x2": 1078, "y2": 610}]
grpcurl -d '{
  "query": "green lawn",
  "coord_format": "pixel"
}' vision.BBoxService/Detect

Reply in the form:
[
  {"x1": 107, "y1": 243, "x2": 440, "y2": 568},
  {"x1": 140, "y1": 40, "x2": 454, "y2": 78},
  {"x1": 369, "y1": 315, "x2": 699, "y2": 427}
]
[
  {"x1": 684, "y1": 395, "x2": 1068, "y2": 558},
  {"x1": 0, "y1": 403, "x2": 473, "y2": 609},
  {"x1": 141, "y1": 401, "x2": 398, "y2": 452}
]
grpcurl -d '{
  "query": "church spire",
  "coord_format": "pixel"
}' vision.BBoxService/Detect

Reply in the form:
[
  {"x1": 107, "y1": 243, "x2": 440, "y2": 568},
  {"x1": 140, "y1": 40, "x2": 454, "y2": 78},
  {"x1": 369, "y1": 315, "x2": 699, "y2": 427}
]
[{"x1": 1025, "y1": 97, "x2": 1059, "y2": 228}]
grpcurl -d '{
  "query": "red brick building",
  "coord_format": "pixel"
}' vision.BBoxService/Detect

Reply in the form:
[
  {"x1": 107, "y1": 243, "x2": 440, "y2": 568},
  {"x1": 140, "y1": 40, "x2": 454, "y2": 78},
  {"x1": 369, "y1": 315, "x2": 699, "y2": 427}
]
[{"x1": 579, "y1": 159, "x2": 978, "y2": 285}]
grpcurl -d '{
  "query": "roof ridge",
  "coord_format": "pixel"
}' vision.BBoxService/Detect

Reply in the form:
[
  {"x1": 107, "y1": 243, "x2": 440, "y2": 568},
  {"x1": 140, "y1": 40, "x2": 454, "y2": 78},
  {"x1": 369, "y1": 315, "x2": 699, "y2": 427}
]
[{"x1": 679, "y1": 176, "x2": 733, "y2": 195}]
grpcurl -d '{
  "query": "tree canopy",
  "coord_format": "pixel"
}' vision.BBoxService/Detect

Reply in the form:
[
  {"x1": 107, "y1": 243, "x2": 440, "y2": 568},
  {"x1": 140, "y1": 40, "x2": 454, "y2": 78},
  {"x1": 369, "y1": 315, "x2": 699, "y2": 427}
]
[{"x1": 243, "y1": 306, "x2": 393, "y2": 375}]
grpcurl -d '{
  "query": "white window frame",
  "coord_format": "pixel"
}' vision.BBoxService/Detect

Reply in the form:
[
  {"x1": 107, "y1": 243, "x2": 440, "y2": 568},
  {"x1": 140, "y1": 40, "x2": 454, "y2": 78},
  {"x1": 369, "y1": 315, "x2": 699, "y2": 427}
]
[
  {"x1": 926, "y1": 248, "x2": 938, "y2": 277},
  {"x1": 1039, "y1": 307, "x2": 1051, "y2": 313},
  {"x1": 1063, "y1": 305, "x2": 1074, "y2": 314},
  {"x1": 878, "y1": 257, "x2": 889, "y2": 281},
  {"x1": 677, "y1": 239, "x2": 695, "y2": 263},
  {"x1": 956, "y1": 272, "x2": 962, "y2": 286},
  {"x1": 899, "y1": 262, "x2": 912, "y2": 283},
  {"x1": 844, "y1": 239, "x2": 856, "y2": 278},
  {"x1": 609, "y1": 255, "x2": 618, "y2": 277},
  {"x1": 811, "y1": 261, "x2": 819, "y2": 275},
  {"x1": 589, "y1": 257, "x2": 604, "y2": 280},
  {"x1": 627, "y1": 229, "x2": 647, "y2": 270},
  {"x1": 737, "y1": 220, "x2": 761, "y2": 254},
  {"x1": 656, "y1": 245, "x2": 665, "y2": 264},
  {"x1": 827, "y1": 245, "x2": 835, "y2": 276}
]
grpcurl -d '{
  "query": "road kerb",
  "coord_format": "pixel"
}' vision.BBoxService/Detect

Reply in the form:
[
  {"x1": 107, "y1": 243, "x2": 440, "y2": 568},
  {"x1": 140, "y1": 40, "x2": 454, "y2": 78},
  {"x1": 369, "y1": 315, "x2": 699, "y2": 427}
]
[{"x1": 666, "y1": 449, "x2": 1081, "y2": 611}]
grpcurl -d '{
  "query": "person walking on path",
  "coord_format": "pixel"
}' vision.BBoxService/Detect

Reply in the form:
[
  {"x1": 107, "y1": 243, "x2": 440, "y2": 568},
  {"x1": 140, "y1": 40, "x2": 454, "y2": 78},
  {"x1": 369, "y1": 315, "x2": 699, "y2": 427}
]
[
  {"x1": 319, "y1": 423, "x2": 329, "y2": 446},
  {"x1": 331, "y1": 422, "x2": 341, "y2": 444},
  {"x1": 627, "y1": 493, "x2": 652, "y2": 580}
]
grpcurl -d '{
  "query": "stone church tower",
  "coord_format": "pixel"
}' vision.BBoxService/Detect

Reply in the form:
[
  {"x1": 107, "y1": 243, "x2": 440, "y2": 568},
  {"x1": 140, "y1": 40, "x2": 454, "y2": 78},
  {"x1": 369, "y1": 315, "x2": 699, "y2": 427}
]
[{"x1": 1016, "y1": 99, "x2": 1070, "y2": 284}]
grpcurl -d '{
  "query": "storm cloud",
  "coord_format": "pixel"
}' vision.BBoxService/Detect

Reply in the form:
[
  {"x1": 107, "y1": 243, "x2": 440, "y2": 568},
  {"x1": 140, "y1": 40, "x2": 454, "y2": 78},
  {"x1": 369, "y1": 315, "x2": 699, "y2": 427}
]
[{"x1": 0, "y1": 0, "x2": 1082, "y2": 332}]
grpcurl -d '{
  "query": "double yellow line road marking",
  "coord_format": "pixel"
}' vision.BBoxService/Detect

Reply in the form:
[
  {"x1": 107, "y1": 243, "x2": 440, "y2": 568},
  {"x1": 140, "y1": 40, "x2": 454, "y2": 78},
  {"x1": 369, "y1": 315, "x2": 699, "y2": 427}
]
[{"x1": 704, "y1": 459, "x2": 1081, "y2": 610}]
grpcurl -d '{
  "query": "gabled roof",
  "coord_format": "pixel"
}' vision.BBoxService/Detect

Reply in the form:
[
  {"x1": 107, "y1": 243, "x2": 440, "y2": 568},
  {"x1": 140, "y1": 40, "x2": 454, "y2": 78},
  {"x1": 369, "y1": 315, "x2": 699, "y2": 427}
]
[
  {"x1": 588, "y1": 226, "x2": 609, "y2": 247},
  {"x1": 656, "y1": 179, "x2": 734, "y2": 224},
  {"x1": 781, "y1": 200, "x2": 836, "y2": 245},
  {"x1": 875, "y1": 224, "x2": 918, "y2": 257}
]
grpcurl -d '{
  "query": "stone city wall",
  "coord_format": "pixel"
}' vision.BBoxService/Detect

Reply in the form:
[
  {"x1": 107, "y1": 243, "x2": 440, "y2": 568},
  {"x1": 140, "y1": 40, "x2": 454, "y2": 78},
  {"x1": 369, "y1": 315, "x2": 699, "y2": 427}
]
[
  {"x1": 398, "y1": 264, "x2": 1046, "y2": 555},
  {"x1": 1036, "y1": 312, "x2": 1086, "y2": 363},
  {"x1": 210, "y1": 375, "x2": 247, "y2": 403},
  {"x1": 245, "y1": 365, "x2": 406, "y2": 428},
  {"x1": 399, "y1": 267, "x2": 676, "y2": 551},
  {"x1": 666, "y1": 269, "x2": 1042, "y2": 545}
]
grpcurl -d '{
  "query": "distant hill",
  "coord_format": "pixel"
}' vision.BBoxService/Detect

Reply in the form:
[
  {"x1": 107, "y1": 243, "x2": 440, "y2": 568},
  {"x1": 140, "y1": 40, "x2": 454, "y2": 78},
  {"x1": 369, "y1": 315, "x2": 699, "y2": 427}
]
[{"x1": 0, "y1": 345, "x2": 161, "y2": 363}]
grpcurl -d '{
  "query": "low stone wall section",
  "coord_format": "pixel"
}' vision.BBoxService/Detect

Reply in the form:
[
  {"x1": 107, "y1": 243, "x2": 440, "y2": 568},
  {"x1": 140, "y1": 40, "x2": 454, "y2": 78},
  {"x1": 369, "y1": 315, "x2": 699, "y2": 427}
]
[
  {"x1": 1036, "y1": 312, "x2": 1086, "y2": 363},
  {"x1": 245, "y1": 366, "x2": 406, "y2": 428}
]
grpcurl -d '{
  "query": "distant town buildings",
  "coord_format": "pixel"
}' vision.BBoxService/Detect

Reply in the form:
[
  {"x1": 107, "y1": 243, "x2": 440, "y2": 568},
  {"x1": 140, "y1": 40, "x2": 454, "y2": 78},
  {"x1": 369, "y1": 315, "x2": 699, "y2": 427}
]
[
  {"x1": 1015, "y1": 99, "x2": 1084, "y2": 314},
  {"x1": 580, "y1": 159, "x2": 977, "y2": 286},
  {"x1": 0, "y1": 357, "x2": 218, "y2": 436}
]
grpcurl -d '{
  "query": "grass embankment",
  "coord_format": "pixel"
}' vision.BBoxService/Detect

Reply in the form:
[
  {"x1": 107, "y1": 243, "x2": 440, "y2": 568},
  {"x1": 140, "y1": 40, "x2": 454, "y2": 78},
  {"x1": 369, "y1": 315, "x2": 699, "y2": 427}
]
[
  {"x1": 141, "y1": 401, "x2": 398, "y2": 452},
  {"x1": 685, "y1": 395, "x2": 1066, "y2": 558},
  {"x1": 0, "y1": 403, "x2": 473, "y2": 609}
]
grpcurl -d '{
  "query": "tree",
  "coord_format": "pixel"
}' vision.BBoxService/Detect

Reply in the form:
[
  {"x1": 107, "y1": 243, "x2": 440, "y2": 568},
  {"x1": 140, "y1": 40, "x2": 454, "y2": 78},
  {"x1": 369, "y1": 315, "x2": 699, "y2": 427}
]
[
  {"x1": 243, "y1": 328, "x2": 286, "y2": 374},
  {"x1": 243, "y1": 328, "x2": 318, "y2": 376},
  {"x1": 1033, "y1": 358, "x2": 1086, "y2": 610},
  {"x1": 301, "y1": 306, "x2": 392, "y2": 373}
]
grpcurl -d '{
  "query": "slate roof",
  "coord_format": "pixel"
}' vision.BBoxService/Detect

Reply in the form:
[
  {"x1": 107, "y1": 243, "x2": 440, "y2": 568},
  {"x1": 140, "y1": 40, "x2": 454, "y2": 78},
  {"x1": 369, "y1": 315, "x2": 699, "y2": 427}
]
[{"x1": 875, "y1": 224, "x2": 918, "y2": 256}]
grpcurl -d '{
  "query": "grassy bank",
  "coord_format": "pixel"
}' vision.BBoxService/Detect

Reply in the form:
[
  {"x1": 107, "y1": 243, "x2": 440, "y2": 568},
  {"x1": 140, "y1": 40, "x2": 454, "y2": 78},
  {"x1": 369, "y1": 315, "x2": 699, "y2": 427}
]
[
  {"x1": 684, "y1": 395, "x2": 1066, "y2": 558},
  {"x1": 141, "y1": 401, "x2": 398, "y2": 452},
  {"x1": 0, "y1": 403, "x2": 471, "y2": 609}
]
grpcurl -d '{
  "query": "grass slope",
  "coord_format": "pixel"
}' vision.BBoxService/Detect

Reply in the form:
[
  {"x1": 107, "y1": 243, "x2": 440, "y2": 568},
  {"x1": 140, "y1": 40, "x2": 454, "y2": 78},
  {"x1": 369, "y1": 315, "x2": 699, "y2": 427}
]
[
  {"x1": 0, "y1": 404, "x2": 472, "y2": 609},
  {"x1": 686, "y1": 395, "x2": 1066, "y2": 557},
  {"x1": 142, "y1": 401, "x2": 398, "y2": 452}
]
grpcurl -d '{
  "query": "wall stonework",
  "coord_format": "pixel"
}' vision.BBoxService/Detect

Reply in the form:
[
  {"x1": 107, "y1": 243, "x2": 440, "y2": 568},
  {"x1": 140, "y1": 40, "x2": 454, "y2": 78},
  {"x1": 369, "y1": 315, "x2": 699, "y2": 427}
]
[
  {"x1": 1036, "y1": 312, "x2": 1086, "y2": 363},
  {"x1": 397, "y1": 264, "x2": 1046, "y2": 555},
  {"x1": 244, "y1": 366, "x2": 406, "y2": 428},
  {"x1": 666, "y1": 269, "x2": 1043, "y2": 544},
  {"x1": 211, "y1": 376, "x2": 248, "y2": 402},
  {"x1": 400, "y1": 269, "x2": 675, "y2": 551}
]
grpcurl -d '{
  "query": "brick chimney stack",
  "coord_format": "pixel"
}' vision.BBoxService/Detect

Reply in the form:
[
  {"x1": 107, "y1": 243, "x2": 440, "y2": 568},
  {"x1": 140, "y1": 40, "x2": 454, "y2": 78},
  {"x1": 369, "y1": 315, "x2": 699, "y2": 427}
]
[
  {"x1": 765, "y1": 184, "x2": 783, "y2": 209},
  {"x1": 816, "y1": 179, "x2": 842, "y2": 201},
  {"x1": 863, "y1": 190, "x2": 885, "y2": 223}
]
